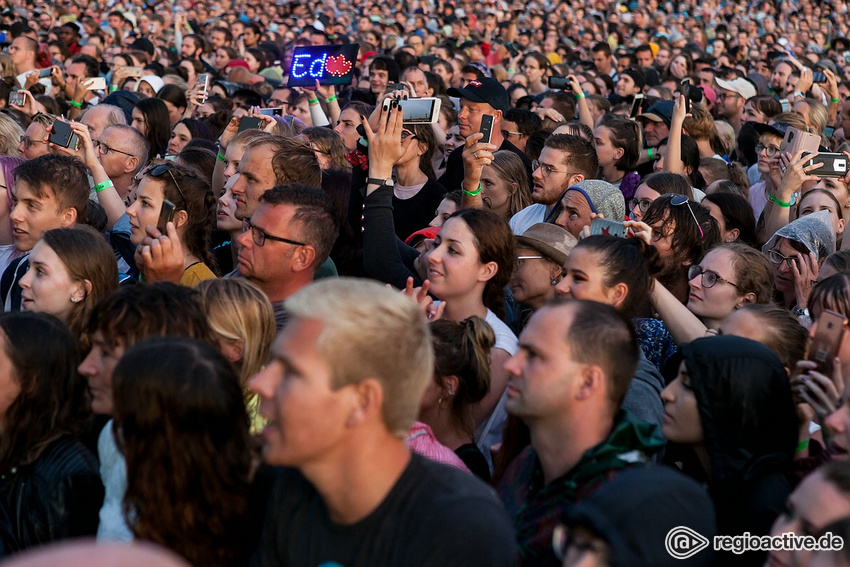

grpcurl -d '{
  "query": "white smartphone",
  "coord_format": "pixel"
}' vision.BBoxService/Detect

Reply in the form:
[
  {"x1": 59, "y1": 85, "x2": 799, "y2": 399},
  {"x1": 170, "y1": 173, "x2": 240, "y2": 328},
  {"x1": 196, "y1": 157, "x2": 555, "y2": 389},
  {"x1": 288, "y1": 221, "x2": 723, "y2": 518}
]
[
  {"x1": 86, "y1": 77, "x2": 107, "y2": 90},
  {"x1": 399, "y1": 97, "x2": 442, "y2": 124}
]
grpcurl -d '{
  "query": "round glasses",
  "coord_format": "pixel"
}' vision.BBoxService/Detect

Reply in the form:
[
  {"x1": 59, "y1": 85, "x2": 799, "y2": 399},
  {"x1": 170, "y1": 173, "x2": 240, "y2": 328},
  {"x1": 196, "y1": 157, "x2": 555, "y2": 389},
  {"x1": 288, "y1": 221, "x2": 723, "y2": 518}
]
[
  {"x1": 755, "y1": 143, "x2": 781, "y2": 158},
  {"x1": 688, "y1": 265, "x2": 738, "y2": 288},
  {"x1": 532, "y1": 160, "x2": 569, "y2": 178},
  {"x1": 628, "y1": 197, "x2": 653, "y2": 213},
  {"x1": 19, "y1": 135, "x2": 47, "y2": 150}
]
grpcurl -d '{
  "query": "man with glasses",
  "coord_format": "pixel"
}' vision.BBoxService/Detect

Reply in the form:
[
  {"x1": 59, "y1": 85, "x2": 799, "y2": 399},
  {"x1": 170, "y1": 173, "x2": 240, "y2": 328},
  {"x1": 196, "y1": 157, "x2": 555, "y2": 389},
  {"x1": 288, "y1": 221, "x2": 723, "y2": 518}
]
[
  {"x1": 19, "y1": 113, "x2": 55, "y2": 160},
  {"x1": 267, "y1": 87, "x2": 292, "y2": 113},
  {"x1": 714, "y1": 77, "x2": 756, "y2": 135},
  {"x1": 509, "y1": 134, "x2": 599, "y2": 235},
  {"x1": 501, "y1": 108, "x2": 541, "y2": 154},
  {"x1": 235, "y1": 184, "x2": 338, "y2": 330}
]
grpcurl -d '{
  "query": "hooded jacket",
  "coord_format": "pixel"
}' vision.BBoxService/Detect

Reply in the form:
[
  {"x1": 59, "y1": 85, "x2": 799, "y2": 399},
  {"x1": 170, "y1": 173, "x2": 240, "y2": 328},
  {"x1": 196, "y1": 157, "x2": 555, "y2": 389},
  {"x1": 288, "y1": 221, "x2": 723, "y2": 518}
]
[
  {"x1": 679, "y1": 336, "x2": 797, "y2": 566},
  {"x1": 566, "y1": 465, "x2": 717, "y2": 567},
  {"x1": 497, "y1": 410, "x2": 665, "y2": 567}
]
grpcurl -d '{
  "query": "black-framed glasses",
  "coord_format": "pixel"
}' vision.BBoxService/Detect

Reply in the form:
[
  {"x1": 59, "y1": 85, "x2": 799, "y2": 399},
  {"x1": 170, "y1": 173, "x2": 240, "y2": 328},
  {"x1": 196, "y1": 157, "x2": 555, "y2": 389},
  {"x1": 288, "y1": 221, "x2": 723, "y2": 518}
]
[
  {"x1": 245, "y1": 219, "x2": 305, "y2": 247},
  {"x1": 268, "y1": 98, "x2": 290, "y2": 108},
  {"x1": 19, "y1": 135, "x2": 47, "y2": 149},
  {"x1": 146, "y1": 163, "x2": 187, "y2": 207},
  {"x1": 95, "y1": 140, "x2": 134, "y2": 157},
  {"x1": 688, "y1": 264, "x2": 739, "y2": 288},
  {"x1": 628, "y1": 197, "x2": 653, "y2": 213},
  {"x1": 669, "y1": 194, "x2": 704, "y2": 239},
  {"x1": 755, "y1": 143, "x2": 781, "y2": 158},
  {"x1": 532, "y1": 159, "x2": 569, "y2": 178},
  {"x1": 767, "y1": 249, "x2": 800, "y2": 269}
]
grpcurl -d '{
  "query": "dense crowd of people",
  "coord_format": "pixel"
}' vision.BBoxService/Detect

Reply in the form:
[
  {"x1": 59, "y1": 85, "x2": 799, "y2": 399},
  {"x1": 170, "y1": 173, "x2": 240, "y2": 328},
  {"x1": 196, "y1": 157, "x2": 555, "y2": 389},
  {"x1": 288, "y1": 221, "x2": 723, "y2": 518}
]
[{"x1": 3, "y1": 0, "x2": 850, "y2": 565}]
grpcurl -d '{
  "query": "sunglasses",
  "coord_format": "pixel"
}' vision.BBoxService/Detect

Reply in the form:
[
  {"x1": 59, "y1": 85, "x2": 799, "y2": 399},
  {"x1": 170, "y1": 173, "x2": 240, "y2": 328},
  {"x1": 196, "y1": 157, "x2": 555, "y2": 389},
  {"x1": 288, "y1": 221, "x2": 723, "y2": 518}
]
[
  {"x1": 146, "y1": 163, "x2": 186, "y2": 207},
  {"x1": 19, "y1": 135, "x2": 47, "y2": 150},
  {"x1": 669, "y1": 194, "x2": 704, "y2": 239}
]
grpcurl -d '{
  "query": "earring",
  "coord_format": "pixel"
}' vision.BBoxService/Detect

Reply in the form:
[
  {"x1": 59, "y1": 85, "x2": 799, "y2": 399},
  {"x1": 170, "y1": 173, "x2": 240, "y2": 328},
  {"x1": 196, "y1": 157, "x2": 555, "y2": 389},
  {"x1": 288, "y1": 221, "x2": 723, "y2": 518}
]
[
  {"x1": 551, "y1": 280, "x2": 558, "y2": 285},
  {"x1": 70, "y1": 297, "x2": 78, "y2": 303}
]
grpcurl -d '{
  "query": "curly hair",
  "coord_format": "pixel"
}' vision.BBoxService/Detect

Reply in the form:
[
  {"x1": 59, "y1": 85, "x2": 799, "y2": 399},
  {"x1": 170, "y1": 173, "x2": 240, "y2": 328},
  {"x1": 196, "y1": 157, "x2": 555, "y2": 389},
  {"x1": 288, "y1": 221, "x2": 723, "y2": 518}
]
[
  {"x1": 113, "y1": 337, "x2": 251, "y2": 567},
  {"x1": 0, "y1": 312, "x2": 90, "y2": 471},
  {"x1": 301, "y1": 126, "x2": 350, "y2": 171}
]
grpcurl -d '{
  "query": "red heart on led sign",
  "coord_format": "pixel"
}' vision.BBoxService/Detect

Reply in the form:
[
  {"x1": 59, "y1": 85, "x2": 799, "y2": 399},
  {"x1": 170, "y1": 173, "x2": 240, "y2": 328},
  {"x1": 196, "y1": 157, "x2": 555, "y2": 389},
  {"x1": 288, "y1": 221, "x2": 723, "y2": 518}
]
[{"x1": 325, "y1": 54, "x2": 352, "y2": 77}]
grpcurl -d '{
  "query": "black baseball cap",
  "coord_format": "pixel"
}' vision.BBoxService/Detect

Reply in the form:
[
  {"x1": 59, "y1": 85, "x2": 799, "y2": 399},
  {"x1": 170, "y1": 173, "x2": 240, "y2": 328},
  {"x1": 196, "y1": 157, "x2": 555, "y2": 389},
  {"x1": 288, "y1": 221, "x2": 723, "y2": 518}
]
[{"x1": 447, "y1": 77, "x2": 509, "y2": 112}]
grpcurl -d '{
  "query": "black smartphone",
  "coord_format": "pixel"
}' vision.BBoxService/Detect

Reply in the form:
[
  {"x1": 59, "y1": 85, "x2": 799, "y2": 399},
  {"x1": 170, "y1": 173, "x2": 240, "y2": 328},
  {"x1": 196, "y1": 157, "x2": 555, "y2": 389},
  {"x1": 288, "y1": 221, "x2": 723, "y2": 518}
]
[
  {"x1": 157, "y1": 199, "x2": 176, "y2": 233},
  {"x1": 806, "y1": 152, "x2": 849, "y2": 178},
  {"x1": 479, "y1": 114, "x2": 494, "y2": 145},
  {"x1": 549, "y1": 76, "x2": 570, "y2": 90},
  {"x1": 238, "y1": 116, "x2": 262, "y2": 132},
  {"x1": 813, "y1": 72, "x2": 827, "y2": 84},
  {"x1": 505, "y1": 41, "x2": 520, "y2": 57},
  {"x1": 825, "y1": 125, "x2": 836, "y2": 138},
  {"x1": 49, "y1": 121, "x2": 79, "y2": 150},
  {"x1": 385, "y1": 82, "x2": 405, "y2": 92},
  {"x1": 38, "y1": 68, "x2": 51, "y2": 78}
]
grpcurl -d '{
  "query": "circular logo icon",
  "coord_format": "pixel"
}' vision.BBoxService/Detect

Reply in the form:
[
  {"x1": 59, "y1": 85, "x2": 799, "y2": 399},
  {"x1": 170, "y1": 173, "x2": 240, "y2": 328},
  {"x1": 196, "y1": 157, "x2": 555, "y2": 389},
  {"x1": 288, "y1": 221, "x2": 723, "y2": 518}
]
[{"x1": 665, "y1": 526, "x2": 710, "y2": 559}]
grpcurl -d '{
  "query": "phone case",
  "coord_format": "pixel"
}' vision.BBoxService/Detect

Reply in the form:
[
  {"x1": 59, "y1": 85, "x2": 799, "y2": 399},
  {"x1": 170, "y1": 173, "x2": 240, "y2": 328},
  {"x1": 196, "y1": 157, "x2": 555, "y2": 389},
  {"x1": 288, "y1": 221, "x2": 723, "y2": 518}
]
[
  {"x1": 808, "y1": 310, "x2": 845, "y2": 376},
  {"x1": 784, "y1": 127, "x2": 820, "y2": 156},
  {"x1": 590, "y1": 218, "x2": 626, "y2": 237},
  {"x1": 238, "y1": 117, "x2": 262, "y2": 132},
  {"x1": 807, "y1": 153, "x2": 849, "y2": 177}
]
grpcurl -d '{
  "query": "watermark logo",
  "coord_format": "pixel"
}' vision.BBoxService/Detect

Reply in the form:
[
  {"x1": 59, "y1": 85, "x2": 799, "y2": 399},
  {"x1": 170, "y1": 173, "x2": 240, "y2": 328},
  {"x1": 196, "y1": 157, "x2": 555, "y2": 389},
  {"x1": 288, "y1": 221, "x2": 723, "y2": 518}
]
[{"x1": 665, "y1": 526, "x2": 710, "y2": 559}]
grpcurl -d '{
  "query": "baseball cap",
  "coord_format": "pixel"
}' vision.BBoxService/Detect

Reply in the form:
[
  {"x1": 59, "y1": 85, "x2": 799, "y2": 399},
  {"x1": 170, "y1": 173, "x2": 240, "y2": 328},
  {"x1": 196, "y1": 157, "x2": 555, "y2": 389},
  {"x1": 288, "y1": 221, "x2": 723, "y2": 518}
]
[
  {"x1": 447, "y1": 77, "x2": 509, "y2": 112},
  {"x1": 636, "y1": 101, "x2": 674, "y2": 127},
  {"x1": 715, "y1": 77, "x2": 757, "y2": 100},
  {"x1": 516, "y1": 223, "x2": 577, "y2": 267}
]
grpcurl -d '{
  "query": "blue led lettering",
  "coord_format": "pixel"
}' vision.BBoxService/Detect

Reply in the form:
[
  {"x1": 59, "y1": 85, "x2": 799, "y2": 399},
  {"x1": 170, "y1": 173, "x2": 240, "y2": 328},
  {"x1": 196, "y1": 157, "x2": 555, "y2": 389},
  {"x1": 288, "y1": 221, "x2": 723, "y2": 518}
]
[
  {"x1": 291, "y1": 53, "x2": 312, "y2": 79},
  {"x1": 309, "y1": 54, "x2": 328, "y2": 79}
]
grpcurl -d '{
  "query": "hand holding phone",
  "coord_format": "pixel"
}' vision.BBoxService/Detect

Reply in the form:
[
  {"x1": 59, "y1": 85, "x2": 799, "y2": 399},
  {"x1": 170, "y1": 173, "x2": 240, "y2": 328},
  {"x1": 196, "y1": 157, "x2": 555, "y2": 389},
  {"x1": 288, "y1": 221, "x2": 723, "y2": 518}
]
[{"x1": 157, "y1": 200, "x2": 176, "y2": 233}]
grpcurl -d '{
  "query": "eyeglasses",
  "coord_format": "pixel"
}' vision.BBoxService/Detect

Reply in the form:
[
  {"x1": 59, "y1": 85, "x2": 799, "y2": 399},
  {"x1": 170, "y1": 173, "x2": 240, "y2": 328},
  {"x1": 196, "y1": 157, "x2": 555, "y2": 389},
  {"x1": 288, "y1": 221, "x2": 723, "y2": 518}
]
[
  {"x1": 95, "y1": 140, "x2": 134, "y2": 157},
  {"x1": 628, "y1": 197, "x2": 653, "y2": 213},
  {"x1": 755, "y1": 143, "x2": 781, "y2": 158},
  {"x1": 669, "y1": 194, "x2": 704, "y2": 239},
  {"x1": 767, "y1": 248, "x2": 800, "y2": 269},
  {"x1": 19, "y1": 135, "x2": 47, "y2": 149},
  {"x1": 532, "y1": 160, "x2": 569, "y2": 178},
  {"x1": 146, "y1": 163, "x2": 187, "y2": 207},
  {"x1": 245, "y1": 218, "x2": 305, "y2": 247},
  {"x1": 688, "y1": 264, "x2": 738, "y2": 288},
  {"x1": 515, "y1": 255, "x2": 543, "y2": 269},
  {"x1": 268, "y1": 98, "x2": 290, "y2": 108},
  {"x1": 501, "y1": 129, "x2": 522, "y2": 138},
  {"x1": 715, "y1": 91, "x2": 741, "y2": 101}
]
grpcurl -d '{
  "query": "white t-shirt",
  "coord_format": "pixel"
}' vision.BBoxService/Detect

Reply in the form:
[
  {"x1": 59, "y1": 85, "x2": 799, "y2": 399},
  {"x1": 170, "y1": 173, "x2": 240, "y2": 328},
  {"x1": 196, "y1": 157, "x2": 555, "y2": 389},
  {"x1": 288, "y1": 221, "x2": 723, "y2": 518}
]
[{"x1": 509, "y1": 204, "x2": 548, "y2": 235}]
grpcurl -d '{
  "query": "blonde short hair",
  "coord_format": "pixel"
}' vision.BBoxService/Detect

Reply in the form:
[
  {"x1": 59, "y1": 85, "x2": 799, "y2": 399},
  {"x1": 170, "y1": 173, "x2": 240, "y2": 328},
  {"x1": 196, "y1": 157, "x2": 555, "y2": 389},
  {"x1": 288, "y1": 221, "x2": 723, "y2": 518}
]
[
  {"x1": 0, "y1": 114, "x2": 24, "y2": 157},
  {"x1": 196, "y1": 278, "x2": 276, "y2": 387},
  {"x1": 285, "y1": 278, "x2": 434, "y2": 436}
]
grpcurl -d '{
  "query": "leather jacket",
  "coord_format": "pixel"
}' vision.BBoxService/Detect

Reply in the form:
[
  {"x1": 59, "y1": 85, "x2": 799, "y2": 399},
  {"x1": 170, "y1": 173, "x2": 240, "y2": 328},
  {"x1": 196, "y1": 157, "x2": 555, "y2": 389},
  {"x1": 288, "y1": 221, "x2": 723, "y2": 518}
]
[{"x1": 0, "y1": 435, "x2": 103, "y2": 557}]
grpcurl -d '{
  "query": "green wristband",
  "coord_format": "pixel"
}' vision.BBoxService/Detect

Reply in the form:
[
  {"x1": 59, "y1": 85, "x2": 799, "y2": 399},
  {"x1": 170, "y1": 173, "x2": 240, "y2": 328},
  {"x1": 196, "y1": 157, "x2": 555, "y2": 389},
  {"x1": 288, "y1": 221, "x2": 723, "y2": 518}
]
[
  {"x1": 463, "y1": 183, "x2": 483, "y2": 197},
  {"x1": 832, "y1": 97, "x2": 841, "y2": 103},
  {"x1": 94, "y1": 179, "x2": 114, "y2": 193},
  {"x1": 326, "y1": 94, "x2": 337, "y2": 102},
  {"x1": 768, "y1": 193, "x2": 792, "y2": 208},
  {"x1": 575, "y1": 92, "x2": 585, "y2": 100},
  {"x1": 217, "y1": 150, "x2": 226, "y2": 163},
  {"x1": 796, "y1": 438, "x2": 809, "y2": 452},
  {"x1": 69, "y1": 99, "x2": 82, "y2": 108},
  {"x1": 308, "y1": 97, "x2": 319, "y2": 105}
]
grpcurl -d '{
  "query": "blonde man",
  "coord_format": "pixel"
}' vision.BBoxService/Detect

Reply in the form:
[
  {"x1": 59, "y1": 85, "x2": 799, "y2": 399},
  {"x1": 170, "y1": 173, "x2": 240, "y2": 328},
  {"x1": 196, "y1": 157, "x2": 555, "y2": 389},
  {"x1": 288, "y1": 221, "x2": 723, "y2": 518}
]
[{"x1": 249, "y1": 278, "x2": 518, "y2": 566}]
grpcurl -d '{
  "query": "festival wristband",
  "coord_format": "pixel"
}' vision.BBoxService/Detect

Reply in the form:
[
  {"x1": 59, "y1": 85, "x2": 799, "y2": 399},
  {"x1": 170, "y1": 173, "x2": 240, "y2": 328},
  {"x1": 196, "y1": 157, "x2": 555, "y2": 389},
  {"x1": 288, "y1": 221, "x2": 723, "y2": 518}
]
[
  {"x1": 463, "y1": 183, "x2": 483, "y2": 197},
  {"x1": 94, "y1": 179, "x2": 114, "y2": 193},
  {"x1": 768, "y1": 193, "x2": 793, "y2": 208}
]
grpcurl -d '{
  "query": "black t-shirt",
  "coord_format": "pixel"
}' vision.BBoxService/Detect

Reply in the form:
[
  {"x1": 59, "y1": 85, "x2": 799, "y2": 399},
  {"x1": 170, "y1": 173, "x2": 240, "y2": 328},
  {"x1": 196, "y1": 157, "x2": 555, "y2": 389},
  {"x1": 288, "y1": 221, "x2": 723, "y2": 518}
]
[{"x1": 251, "y1": 453, "x2": 518, "y2": 567}]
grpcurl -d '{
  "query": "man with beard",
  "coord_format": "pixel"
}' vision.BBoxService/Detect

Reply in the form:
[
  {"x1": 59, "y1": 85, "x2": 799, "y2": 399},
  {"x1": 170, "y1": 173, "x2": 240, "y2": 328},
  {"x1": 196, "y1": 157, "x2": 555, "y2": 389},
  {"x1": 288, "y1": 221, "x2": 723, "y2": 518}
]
[{"x1": 509, "y1": 134, "x2": 598, "y2": 235}]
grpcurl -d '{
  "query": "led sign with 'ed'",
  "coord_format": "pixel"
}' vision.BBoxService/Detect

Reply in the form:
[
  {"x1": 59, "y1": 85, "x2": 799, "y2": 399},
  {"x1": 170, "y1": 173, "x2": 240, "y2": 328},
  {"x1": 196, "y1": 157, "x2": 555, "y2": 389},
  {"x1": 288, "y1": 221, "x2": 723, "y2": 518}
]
[{"x1": 287, "y1": 44, "x2": 359, "y2": 87}]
